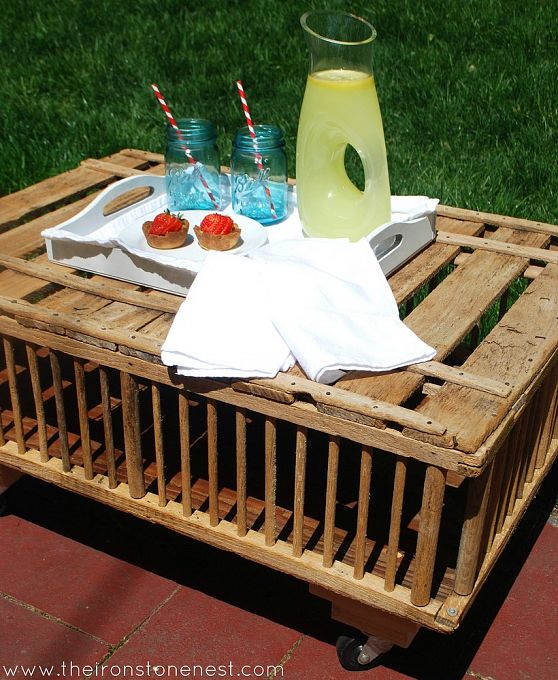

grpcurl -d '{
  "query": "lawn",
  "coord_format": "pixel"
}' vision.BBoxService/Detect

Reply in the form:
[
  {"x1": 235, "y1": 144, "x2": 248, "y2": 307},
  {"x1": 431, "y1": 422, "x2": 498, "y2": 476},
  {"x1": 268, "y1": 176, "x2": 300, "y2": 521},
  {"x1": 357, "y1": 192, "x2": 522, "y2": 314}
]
[{"x1": 0, "y1": 0, "x2": 556, "y2": 223}]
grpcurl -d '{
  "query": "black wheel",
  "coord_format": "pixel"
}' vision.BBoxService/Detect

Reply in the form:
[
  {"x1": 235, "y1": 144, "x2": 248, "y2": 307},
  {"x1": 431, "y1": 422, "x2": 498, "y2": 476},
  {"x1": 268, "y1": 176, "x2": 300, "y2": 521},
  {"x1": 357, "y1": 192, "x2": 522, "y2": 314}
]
[
  {"x1": 336, "y1": 634, "x2": 387, "y2": 671},
  {"x1": 0, "y1": 494, "x2": 7, "y2": 517}
]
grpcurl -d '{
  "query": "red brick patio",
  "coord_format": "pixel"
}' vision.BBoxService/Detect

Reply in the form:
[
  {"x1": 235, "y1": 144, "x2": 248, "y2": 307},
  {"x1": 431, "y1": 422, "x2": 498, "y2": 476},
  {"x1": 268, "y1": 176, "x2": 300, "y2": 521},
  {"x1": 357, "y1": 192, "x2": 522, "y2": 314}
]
[{"x1": 1, "y1": 461, "x2": 556, "y2": 680}]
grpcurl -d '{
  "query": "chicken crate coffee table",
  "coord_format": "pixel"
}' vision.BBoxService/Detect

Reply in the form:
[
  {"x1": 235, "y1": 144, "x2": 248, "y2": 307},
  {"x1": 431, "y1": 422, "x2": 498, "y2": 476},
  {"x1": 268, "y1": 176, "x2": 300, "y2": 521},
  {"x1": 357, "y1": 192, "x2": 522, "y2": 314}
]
[{"x1": 0, "y1": 149, "x2": 557, "y2": 670}]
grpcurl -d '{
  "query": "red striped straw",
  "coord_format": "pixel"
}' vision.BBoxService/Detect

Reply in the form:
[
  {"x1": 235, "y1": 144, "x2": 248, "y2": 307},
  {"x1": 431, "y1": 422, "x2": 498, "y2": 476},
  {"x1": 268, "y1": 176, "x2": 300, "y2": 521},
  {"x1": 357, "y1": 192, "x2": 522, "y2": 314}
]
[
  {"x1": 151, "y1": 83, "x2": 219, "y2": 209},
  {"x1": 235, "y1": 80, "x2": 277, "y2": 220}
]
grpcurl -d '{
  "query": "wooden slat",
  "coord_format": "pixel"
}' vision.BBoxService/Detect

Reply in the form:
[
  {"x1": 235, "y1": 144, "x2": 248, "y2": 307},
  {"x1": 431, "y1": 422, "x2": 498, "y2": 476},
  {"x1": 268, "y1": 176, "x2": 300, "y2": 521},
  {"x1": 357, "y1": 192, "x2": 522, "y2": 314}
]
[
  {"x1": 74, "y1": 358, "x2": 93, "y2": 479},
  {"x1": 388, "y1": 218, "x2": 485, "y2": 305},
  {"x1": 179, "y1": 391, "x2": 192, "y2": 516},
  {"x1": 151, "y1": 382, "x2": 167, "y2": 506},
  {"x1": 494, "y1": 441, "x2": 513, "y2": 535},
  {"x1": 81, "y1": 158, "x2": 148, "y2": 178},
  {"x1": 339, "y1": 227, "x2": 550, "y2": 410},
  {"x1": 437, "y1": 231, "x2": 558, "y2": 264},
  {"x1": 264, "y1": 417, "x2": 277, "y2": 547},
  {"x1": 454, "y1": 252, "x2": 544, "y2": 280},
  {"x1": 25, "y1": 343, "x2": 48, "y2": 462},
  {"x1": 235, "y1": 407, "x2": 248, "y2": 537},
  {"x1": 120, "y1": 371, "x2": 144, "y2": 498},
  {"x1": 207, "y1": 399, "x2": 219, "y2": 527},
  {"x1": 525, "y1": 385, "x2": 549, "y2": 483},
  {"x1": 411, "y1": 465, "x2": 447, "y2": 606},
  {"x1": 536, "y1": 365, "x2": 558, "y2": 468},
  {"x1": 0, "y1": 253, "x2": 181, "y2": 314},
  {"x1": 49, "y1": 350, "x2": 70, "y2": 472},
  {"x1": 407, "y1": 361, "x2": 511, "y2": 398},
  {"x1": 405, "y1": 264, "x2": 558, "y2": 453},
  {"x1": 292, "y1": 426, "x2": 308, "y2": 558},
  {"x1": 437, "y1": 204, "x2": 558, "y2": 237},
  {"x1": 353, "y1": 446, "x2": 373, "y2": 580},
  {"x1": 3, "y1": 338, "x2": 25, "y2": 454},
  {"x1": 453, "y1": 464, "x2": 494, "y2": 596},
  {"x1": 384, "y1": 457, "x2": 407, "y2": 592},
  {"x1": 322, "y1": 435, "x2": 340, "y2": 568},
  {"x1": 99, "y1": 366, "x2": 117, "y2": 489},
  {"x1": 122, "y1": 148, "x2": 165, "y2": 164},
  {"x1": 506, "y1": 414, "x2": 530, "y2": 516},
  {"x1": 0, "y1": 151, "x2": 152, "y2": 230},
  {"x1": 244, "y1": 374, "x2": 447, "y2": 436}
]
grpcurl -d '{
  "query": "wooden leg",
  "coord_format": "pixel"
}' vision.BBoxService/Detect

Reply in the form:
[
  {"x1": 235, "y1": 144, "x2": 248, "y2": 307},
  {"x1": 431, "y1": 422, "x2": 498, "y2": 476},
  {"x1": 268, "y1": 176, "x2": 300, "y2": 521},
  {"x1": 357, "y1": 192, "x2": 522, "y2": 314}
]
[{"x1": 310, "y1": 584, "x2": 420, "y2": 649}]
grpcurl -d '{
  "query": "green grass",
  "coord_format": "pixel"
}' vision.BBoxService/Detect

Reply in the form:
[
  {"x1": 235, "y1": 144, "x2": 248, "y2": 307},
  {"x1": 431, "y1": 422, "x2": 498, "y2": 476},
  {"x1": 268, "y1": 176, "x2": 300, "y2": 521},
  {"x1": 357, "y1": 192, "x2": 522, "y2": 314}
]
[{"x1": 0, "y1": 0, "x2": 556, "y2": 223}]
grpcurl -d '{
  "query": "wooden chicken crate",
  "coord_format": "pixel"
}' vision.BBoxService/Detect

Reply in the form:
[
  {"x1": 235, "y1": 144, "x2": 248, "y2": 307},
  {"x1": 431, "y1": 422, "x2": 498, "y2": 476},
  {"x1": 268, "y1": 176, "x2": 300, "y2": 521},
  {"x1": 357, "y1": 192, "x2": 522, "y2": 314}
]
[{"x1": 0, "y1": 149, "x2": 557, "y2": 666}]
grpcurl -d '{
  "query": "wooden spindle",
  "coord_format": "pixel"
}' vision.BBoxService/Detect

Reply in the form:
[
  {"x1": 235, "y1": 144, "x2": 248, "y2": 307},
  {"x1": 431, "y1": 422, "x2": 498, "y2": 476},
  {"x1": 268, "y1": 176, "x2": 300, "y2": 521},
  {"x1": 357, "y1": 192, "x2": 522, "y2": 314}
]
[
  {"x1": 74, "y1": 358, "x2": 93, "y2": 479},
  {"x1": 264, "y1": 417, "x2": 277, "y2": 547},
  {"x1": 507, "y1": 409, "x2": 530, "y2": 514},
  {"x1": 99, "y1": 367, "x2": 117, "y2": 488},
  {"x1": 384, "y1": 456, "x2": 408, "y2": 592},
  {"x1": 179, "y1": 391, "x2": 192, "y2": 516},
  {"x1": 3, "y1": 337, "x2": 25, "y2": 454},
  {"x1": 207, "y1": 399, "x2": 219, "y2": 527},
  {"x1": 536, "y1": 366, "x2": 558, "y2": 468},
  {"x1": 482, "y1": 440, "x2": 508, "y2": 547},
  {"x1": 119, "y1": 371, "x2": 144, "y2": 498},
  {"x1": 501, "y1": 420, "x2": 525, "y2": 523},
  {"x1": 151, "y1": 383, "x2": 167, "y2": 506},
  {"x1": 494, "y1": 441, "x2": 512, "y2": 534},
  {"x1": 353, "y1": 446, "x2": 373, "y2": 580},
  {"x1": 453, "y1": 464, "x2": 494, "y2": 596},
  {"x1": 526, "y1": 386, "x2": 548, "y2": 484},
  {"x1": 49, "y1": 350, "x2": 70, "y2": 472},
  {"x1": 322, "y1": 435, "x2": 340, "y2": 568},
  {"x1": 292, "y1": 426, "x2": 308, "y2": 558},
  {"x1": 25, "y1": 343, "x2": 48, "y2": 462},
  {"x1": 411, "y1": 465, "x2": 447, "y2": 607},
  {"x1": 516, "y1": 398, "x2": 538, "y2": 499},
  {"x1": 235, "y1": 407, "x2": 248, "y2": 537}
]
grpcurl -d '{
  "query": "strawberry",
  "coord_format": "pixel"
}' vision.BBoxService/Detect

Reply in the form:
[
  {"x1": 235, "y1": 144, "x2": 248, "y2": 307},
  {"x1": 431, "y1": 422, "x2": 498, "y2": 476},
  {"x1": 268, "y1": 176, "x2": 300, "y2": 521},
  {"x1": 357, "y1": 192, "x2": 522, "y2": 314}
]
[
  {"x1": 149, "y1": 210, "x2": 185, "y2": 236},
  {"x1": 199, "y1": 213, "x2": 234, "y2": 235}
]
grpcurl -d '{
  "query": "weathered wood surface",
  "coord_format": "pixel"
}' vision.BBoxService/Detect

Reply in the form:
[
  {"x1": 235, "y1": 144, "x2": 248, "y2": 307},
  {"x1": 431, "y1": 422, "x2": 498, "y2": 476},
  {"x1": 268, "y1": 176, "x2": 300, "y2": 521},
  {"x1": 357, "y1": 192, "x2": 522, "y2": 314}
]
[
  {"x1": 404, "y1": 264, "x2": 558, "y2": 452},
  {"x1": 0, "y1": 149, "x2": 556, "y2": 466}
]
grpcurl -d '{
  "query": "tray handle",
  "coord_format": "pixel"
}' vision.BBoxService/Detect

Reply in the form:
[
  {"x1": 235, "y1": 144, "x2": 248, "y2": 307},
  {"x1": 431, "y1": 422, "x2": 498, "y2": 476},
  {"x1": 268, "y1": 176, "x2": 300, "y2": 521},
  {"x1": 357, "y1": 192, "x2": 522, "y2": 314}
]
[
  {"x1": 84, "y1": 173, "x2": 166, "y2": 223},
  {"x1": 370, "y1": 215, "x2": 437, "y2": 276},
  {"x1": 53, "y1": 174, "x2": 166, "y2": 237}
]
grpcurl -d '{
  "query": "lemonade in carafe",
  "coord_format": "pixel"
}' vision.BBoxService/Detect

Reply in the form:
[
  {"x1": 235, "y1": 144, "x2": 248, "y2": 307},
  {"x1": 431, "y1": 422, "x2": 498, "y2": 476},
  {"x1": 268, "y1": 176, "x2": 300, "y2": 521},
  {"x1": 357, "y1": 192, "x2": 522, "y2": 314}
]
[{"x1": 296, "y1": 12, "x2": 391, "y2": 240}]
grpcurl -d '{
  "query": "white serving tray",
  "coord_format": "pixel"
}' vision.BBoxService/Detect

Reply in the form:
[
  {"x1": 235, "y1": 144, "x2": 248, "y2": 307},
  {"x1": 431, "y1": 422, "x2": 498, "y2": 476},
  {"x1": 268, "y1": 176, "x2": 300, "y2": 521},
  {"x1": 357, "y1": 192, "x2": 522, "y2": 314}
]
[{"x1": 44, "y1": 174, "x2": 436, "y2": 296}]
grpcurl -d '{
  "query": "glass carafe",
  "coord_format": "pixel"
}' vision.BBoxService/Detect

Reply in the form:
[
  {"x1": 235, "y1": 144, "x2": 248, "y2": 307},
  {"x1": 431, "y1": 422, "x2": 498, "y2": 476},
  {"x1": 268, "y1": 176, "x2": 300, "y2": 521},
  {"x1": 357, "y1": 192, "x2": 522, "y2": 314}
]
[{"x1": 296, "y1": 11, "x2": 391, "y2": 240}]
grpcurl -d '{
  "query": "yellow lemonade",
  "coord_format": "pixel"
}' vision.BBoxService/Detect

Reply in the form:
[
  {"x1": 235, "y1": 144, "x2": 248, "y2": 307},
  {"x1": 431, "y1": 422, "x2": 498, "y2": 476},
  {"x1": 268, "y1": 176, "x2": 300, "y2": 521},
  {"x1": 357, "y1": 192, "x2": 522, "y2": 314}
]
[{"x1": 296, "y1": 69, "x2": 391, "y2": 240}]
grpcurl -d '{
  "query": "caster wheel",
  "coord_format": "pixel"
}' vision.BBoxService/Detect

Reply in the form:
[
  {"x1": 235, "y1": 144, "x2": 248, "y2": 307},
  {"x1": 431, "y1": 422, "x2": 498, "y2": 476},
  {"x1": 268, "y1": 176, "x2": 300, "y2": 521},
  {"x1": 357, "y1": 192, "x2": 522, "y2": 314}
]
[{"x1": 336, "y1": 634, "x2": 387, "y2": 671}]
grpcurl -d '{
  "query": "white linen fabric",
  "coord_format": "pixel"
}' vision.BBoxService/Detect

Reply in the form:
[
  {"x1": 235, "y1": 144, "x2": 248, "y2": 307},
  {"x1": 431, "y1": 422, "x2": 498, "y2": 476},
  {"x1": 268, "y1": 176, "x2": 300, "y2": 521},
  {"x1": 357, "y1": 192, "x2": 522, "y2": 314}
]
[
  {"x1": 161, "y1": 238, "x2": 436, "y2": 384},
  {"x1": 161, "y1": 251, "x2": 294, "y2": 378}
]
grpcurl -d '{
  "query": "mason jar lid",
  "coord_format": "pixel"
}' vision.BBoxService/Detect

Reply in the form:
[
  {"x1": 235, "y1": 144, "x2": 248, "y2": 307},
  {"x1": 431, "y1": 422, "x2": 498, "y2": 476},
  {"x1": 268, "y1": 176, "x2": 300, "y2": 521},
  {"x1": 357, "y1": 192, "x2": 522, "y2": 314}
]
[
  {"x1": 233, "y1": 124, "x2": 285, "y2": 151},
  {"x1": 166, "y1": 118, "x2": 217, "y2": 144}
]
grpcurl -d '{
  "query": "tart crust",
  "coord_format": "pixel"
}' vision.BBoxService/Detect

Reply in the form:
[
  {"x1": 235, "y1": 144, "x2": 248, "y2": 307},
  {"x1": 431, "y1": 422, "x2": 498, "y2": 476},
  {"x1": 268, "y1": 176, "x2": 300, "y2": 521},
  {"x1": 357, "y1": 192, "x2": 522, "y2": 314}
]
[
  {"x1": 194, "y1": 223, "x2": 241, "y2": 251},
  {"x1": 142, "y1": 219, "x2": 189, "y2": 249}
]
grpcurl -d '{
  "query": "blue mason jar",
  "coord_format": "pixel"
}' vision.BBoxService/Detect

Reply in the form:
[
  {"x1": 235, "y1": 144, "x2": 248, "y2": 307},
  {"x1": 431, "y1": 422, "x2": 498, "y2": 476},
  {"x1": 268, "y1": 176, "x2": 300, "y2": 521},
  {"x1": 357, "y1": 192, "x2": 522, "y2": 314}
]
[
  {"x1": 231, "y1": 125, "x2": 288, "y2": 225},
  {"x1": 165, "y1": 119, "x2": 221, "y2": 211}
]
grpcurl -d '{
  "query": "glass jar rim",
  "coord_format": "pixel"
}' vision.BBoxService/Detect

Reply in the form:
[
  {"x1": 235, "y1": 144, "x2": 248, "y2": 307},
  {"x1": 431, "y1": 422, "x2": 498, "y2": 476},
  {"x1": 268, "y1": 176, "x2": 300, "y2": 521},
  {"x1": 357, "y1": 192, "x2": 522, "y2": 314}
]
[
  {"x1": 166, "y1": 118, "x2": 216, "y2": 142},
  {"x1": 300, "y1": 10, "x2": 376, "y2": 46},
  {"x1": 233, "y1": 124, "x2": 285, "y2": 150}
]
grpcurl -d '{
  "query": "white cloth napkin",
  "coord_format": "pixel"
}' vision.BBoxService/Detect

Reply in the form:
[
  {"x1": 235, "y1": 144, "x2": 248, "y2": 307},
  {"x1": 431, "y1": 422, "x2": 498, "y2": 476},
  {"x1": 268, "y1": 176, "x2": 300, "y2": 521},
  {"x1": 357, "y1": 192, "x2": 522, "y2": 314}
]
[
  {"x1": 161, "y1": 238, "x2": 435, "y2": 384},
  {"x1": 161, "y1": 251, "x2": 294, "y2": 378}
]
